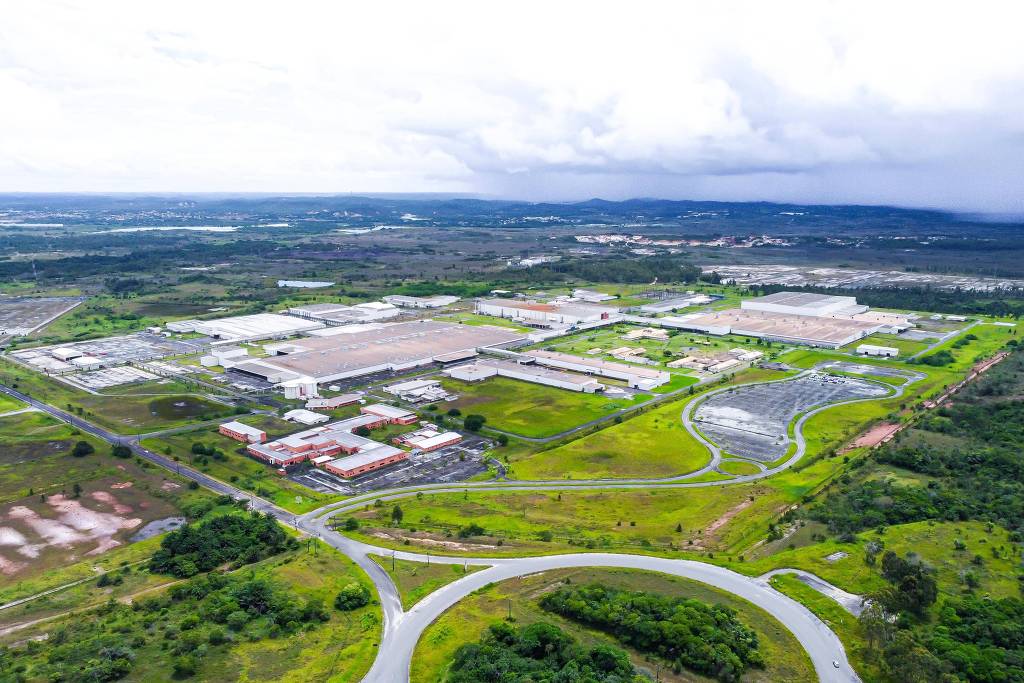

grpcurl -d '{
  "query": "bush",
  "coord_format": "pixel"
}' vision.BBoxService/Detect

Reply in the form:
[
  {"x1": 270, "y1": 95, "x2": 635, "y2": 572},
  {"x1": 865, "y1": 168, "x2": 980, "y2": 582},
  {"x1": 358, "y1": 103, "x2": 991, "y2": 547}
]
[
  {"x1": 111, "y1": 444, "x2": 132, "y2": 458},
  {"x1": 172, "y1": 655, "x2": 197, "y2": 677},
  {"x1": 463, "y1": 414, "x2": 486, "y2": 431},
  {"x1": 226, "y1": 610, "x2": 249, "y2": 631},
  {"x1": 335, "y1": 583, "x2": 371, "y2": 611},
  {"x1": 343, "y1": 516, "x2": 360, "y2": 531},
  {"x1": 71, "y1": 440, "x2": 95, "y2": 457}
]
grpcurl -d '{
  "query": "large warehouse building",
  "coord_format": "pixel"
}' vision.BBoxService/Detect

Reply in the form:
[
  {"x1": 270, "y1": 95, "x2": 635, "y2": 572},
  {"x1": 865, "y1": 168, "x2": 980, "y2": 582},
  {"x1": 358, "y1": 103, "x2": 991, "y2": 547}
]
[
  {"x1": 231, "y1": 320, "x2": 526, "y2": 385},
  {"x1": 476, "y1": 299, "x2": 619, "y2": 328},
  {"x1": 524, "y1": 350, "x2": 670, "y2": 390},
  {"x1": 740, "y1": 292, "x2": 868, "y2": 317},
  {"x1": 666, "y1": 308, "x2": 880, "y2": 348},
  {"x1": 444, "y1": 358, "x2": 605, "y2": 393},
  {"x1": 166, "y1": 313, "x2": 324, "y2": 343}
]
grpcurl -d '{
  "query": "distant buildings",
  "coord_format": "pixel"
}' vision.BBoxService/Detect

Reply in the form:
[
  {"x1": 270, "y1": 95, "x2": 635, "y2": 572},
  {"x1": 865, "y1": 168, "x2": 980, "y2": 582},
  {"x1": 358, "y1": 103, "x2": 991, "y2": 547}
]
[
  {"x1": 524, "y1": 350, "x2": 670, "y2": 390},
  {"x1": 167, "y1": 313, "x2": 324, "y2": 343},
  {"x1": 382, "y1": 294, "x2": 460, "y2": 309},
  {"x1": 856, "y1": 344, "x2": 899, "y2": 358},
  {"x1": 444, "y1": 358, "x2": 605, "y2": 393},
  {"x1": 288, "y1": 302, "x2": 401, "y2": 325},
  {"x1": 571, "y1": 288, "x2": 617, "y2": 303},
  {"x1": 475, "y1": 299, "x2": 619, "y2": 328}
]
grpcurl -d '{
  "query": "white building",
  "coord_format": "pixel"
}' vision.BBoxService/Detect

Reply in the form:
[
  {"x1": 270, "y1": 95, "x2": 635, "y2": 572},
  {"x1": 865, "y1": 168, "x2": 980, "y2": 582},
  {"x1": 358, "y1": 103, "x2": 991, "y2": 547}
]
[
  {"x1": 281, "y1": 376, "x2": 319, "y2": 399},
  {"x1": 167, "y1": 313, "x2": 324, "y2": 343},
  {"x1": 475, "y1": 299, "x2": 618, "y2": 328},
  {"x1": 288, "y1": 302, "x2": 401, "y2": 324},
  {"x1": 741, "y1": 292, "x2": 868, "y2": 318},
  {"x1": 382, "y1": 295, "x2": 460, "y2": 309},
  {"x1": 383, "y1": 379, "x2": 452, "y2": 403},
  {"x1": 524, "y1": 350, "x2": 670, "y2": 390},
  {"x1": 856, "y1": 344, "x2": 899, "y2": 358},
  {"x1": 282, "y1": 409, "x2": 329, "y2": 425},
  {"x1": 571, "y1": 289, "x2": 617, "y2": 303},
  {"x1": 445, "y1": 359, "x2": 605, "y2": 393}
]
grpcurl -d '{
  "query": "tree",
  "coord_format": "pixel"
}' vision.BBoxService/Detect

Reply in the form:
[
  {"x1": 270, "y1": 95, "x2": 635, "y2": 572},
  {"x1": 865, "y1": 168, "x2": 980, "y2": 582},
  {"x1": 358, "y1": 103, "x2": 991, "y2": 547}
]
[
  {"x1": 496, "y1": 434, "x2": 509, "y2": 446},
  {"x1": 447, "y1": 408, "x2": 461, "y2": 417},
  {"x1": 463, "y1": 414, "x2": 486, "y2": 431},
  {"x1": 343, "y1": 516, "x2": 359, "y2": 531},
  {"x1": 335, "y1": 582, "x2": 371, "y2": 611},
  {"x1": 72, "y1": 483, "x2": 82, "y2": 498},
  {"x1": 391, "y1": 504, "x2": 404, "y2": 525},
  {"x1": 859, "y1": 602, "x2": 895, "y2": 653},
  {"x1": 71, "y1": 440, "x2": 95, "y2": 457},
  {"x1": 111, "y1": 444, "x2": 132, "y2": 458}
]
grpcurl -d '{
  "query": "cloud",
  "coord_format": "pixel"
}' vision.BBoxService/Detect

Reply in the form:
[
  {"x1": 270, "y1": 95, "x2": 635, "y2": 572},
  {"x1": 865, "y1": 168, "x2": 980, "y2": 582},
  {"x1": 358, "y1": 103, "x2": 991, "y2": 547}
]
[{"x1": 0, "y1": 0, "x2": 1022, "y2": 211}]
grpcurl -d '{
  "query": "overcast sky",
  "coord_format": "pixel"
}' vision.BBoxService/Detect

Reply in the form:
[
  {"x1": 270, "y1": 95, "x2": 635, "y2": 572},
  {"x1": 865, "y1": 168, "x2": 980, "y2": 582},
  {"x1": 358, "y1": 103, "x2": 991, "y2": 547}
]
[{"x1": 1, "y1": 1, "x2": 1022, "y2": 212}]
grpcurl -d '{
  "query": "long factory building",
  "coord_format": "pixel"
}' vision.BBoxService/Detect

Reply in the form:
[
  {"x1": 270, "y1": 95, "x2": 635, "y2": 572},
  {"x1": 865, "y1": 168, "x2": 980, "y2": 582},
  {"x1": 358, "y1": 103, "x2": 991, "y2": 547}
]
[
  {"x1": 444, "y1": 358, "x2": 606, "y2": 393},
  {"x1": 231, "y1": 320, "x2": 527, "y2": 386}
]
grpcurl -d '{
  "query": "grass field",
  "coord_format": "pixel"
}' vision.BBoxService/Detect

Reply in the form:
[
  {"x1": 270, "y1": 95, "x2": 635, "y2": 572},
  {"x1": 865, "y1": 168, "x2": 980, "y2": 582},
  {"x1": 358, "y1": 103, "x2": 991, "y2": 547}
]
[
  {"x1": 1, "y1": 542, "x2": 382, "y2": 683},
  {"x1": 508, "y1": 392, "x2": 711, "y2": 479},
  {"x1": 505, "y1": 367, "x2": 791, "y2": 480},
  {"x1": 0, "y1": 392, "x2": 26, "y2": 413},
  {"x1": 440, "y1": 377, "x2": 648, "y2": 438},
  {"x1": 346, "y1": 482, "x2": 790, "y2": 558},
  {"x1": 0, "y1": 359, "x2": 237, "y2": 434},
  {"x1": 141, "y1": 414, "x2": 345, "y2": 514},
  {"x1": 411, "y1": 567, "x2": 815, "y2": 683},
  {"x1": 370, "y1": 555, "x2": 484, "y2": 609}
]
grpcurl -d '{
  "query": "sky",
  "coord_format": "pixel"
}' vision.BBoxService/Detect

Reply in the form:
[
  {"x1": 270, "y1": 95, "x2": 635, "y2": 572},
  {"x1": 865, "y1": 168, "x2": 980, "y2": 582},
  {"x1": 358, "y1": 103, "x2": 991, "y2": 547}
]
[{"x1": 1, "y1": 1, "x2": 1023, "y2": 213}]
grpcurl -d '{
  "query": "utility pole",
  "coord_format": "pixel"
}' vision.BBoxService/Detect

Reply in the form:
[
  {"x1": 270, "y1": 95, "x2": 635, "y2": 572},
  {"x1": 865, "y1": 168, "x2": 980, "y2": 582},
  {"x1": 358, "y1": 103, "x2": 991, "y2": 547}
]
[{"x1": 392, "y1": 550, "x2": 396, "y2": 572}]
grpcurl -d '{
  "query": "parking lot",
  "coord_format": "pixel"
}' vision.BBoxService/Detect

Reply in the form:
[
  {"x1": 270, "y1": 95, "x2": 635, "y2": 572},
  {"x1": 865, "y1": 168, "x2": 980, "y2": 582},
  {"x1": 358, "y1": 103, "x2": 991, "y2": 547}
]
[
  {"x1": 0, "y1": 296, "x2": 84, "y2": 336},
  {"x1": 694, "y1": 372, "x2": 889, "y2": 461},
  {"x1": 287, "y1": 433, "x2": 492, "y2": 495},
  {"x1": 13, "y1": 332, "x2": 202, "y2": 366}
]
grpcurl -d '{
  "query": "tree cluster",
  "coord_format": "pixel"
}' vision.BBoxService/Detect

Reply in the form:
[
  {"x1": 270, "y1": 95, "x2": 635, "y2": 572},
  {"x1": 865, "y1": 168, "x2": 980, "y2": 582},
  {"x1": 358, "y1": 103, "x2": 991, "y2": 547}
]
[
  {"x1": 448, "y1": 621, "x2": 641, "y2": 683},
  {"x1": 539, "y1": 584, "x2": 763, "y2": 682},
  {"x1": 149, "y1": 513, "x2": 294, "y2": 577}
]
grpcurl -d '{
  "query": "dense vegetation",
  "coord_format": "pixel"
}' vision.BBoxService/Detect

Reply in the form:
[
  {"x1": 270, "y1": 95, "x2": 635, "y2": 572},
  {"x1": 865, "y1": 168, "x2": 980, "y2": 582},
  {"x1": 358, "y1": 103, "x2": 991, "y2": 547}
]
[
  {"x1": 149, "y1": 513, "x2": 294, "y2": 577},
  {"x1": 800, "y1": 349, "x2": 1024, "y2": 681},
  {"x1": 539, "y1": 584, "x2": 763, "y2": 682},
  {"x1": 1, "y1": 572, "x2": 330, "y2": 682},
  {"x1": 448, "y1": 621, "x2": 641, "y2": 683},
  {"x1": 518, "y1": 256, "x2": 703, "y2": 285}
]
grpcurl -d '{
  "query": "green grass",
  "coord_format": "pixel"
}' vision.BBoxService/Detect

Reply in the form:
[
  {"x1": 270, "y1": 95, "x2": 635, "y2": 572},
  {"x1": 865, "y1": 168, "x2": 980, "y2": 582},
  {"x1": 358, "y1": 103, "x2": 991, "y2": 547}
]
[
  {"x1": 412, "y1": 567, "x2": 815, "y2": 683},
  {"x1": 345, "y1": 483, "x2": 790, "y2": 558},
  {"x1": 740, "y1": 520, "x2": 1022, "y2": 600},
  {"x1": 509, "y1": 393, "x2": 711, "y2": 479},
  {"x1": 441, "y1": 377, "x2": 648, "y2": 438},
  {"x1": 0, "y1": 392, "x2": 26, "y2": 413},
  {"x1": 719, "y1": 460, "x2": 762, "y2": 476},
  {"x1": 858, "y1": 332, "x2": 932, "y2": 356},
  {"x1": 768, "y1": 574, "x2": 875, "y2": 680},
  {"x1": 369, "y1": 555, "x2": 484, "y2": 609},
  {"x1": 1, "y1": 542, "x2": 382, "y2": 683}
]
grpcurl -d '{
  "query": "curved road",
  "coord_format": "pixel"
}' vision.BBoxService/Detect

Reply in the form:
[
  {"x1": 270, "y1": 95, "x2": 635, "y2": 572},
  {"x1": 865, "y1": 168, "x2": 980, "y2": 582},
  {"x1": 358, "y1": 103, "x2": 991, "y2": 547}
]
[{"x1": 0, "y1": 365, "x2": 898, "y2": 683}]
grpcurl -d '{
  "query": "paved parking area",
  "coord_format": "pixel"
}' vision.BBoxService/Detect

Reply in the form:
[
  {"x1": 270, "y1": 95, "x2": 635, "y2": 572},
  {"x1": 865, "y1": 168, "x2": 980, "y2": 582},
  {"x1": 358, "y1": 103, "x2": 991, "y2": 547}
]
[
  {"x1": 287, "y1": 435, "x2": 491, "y2": 494},
  {"x1": 13, "y1": 332, "x2": 201, "y2": 366},
  {"x1": 0, "y1": 296, "x2": 83, "y2": 336},
  {"x1": 67, "y1": 365, "x2": 159, "y2": 389},
  {"x1": 694, "y1": 372, "x2": 889, "y2": 461}
]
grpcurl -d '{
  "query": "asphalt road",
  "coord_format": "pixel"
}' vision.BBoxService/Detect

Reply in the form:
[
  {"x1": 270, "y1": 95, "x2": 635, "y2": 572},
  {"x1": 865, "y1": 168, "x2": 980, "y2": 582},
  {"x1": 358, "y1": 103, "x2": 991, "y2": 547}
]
[{"x1": 1, "y1": 380, "x2": 860, "y2": 682}]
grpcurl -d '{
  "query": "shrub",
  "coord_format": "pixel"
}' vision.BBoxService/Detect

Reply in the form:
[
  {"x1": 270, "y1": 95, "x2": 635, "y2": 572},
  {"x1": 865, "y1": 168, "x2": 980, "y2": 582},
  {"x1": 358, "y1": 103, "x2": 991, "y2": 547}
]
[{"x1": 335, "y1": 583, "x2": 371, "y2": 611}]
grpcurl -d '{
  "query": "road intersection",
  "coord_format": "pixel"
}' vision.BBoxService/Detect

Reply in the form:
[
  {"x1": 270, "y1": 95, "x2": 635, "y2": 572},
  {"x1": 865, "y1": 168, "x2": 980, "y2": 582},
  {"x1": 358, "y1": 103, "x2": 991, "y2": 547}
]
[{"x1": 0, "y1": 376, "x2": 866, "y2": 682}]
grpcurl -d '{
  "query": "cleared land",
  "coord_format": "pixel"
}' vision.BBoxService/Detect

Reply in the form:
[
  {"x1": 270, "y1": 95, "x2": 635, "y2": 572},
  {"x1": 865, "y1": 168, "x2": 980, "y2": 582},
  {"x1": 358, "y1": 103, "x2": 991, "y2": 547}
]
[
  {"x1": 411, "y1": 567, "x2": 815, "y2": 683},
  {"x1": 440, "y1": 376, "x2": 648, "y2": 438}
]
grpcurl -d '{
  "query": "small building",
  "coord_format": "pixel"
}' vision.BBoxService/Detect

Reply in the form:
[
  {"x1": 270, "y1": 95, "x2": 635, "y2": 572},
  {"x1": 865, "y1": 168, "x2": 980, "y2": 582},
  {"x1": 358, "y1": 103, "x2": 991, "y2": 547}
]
[
  {"x1": 282, "y1": 376, "x2": 319, "y2": 400},
  {"x1": 623, "y1": 327, "x2": 669, "y2": 341},
  {"x1": 707, "y1": 358, "x2": 743, "y2": 374},
  {"x1": 360, "y1": 403, "x2": 418, "y2": 424},
  {"x1": 52, "y1": 347, "x2": 83, "y2": 361},
  {"x1": 305, "y1": 394, "x2": 361, "y2": 410},
  {"x1": 383, "y1": 379, "x2": 452, "y2": 403},
  {"x1": 219, "y1": 421, "x2": 267, "y2": 444},
  {"x1": 323, "y1": 445, "x2": 408, "y2": 478},
  {"x1": 382, "y1": 294, "x2": 461, "y2": 309},
  {"x1": 283, "y1": 409, "x2": 330, "y2": 425},
  {"x1": 70, "y1": 356, "x2": 103, "y2": 369},
  {"x1": 856, "y1": 344, "x2": 899, "y2": 358}
]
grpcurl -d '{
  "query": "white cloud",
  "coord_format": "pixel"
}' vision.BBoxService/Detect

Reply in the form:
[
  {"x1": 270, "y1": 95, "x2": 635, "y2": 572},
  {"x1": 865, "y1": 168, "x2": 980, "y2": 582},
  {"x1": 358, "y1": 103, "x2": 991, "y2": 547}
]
[{"x1": 0, "y1": 0, "x2": 1022, "y2": 211}]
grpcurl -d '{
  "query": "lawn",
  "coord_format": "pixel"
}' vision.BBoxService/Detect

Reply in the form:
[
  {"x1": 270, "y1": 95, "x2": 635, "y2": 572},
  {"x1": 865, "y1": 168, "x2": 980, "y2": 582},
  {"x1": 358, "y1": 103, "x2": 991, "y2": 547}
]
[
  {"x1": 369, "y1": 554, "x2": 485, "y2": 609},
  {"x1": 345, "y1": 482, "x2": 792, "y2": 558},
  {"x1": 509, "y1": 393, "x2": 711, "y2": 479},
  {"x1": 140, "y1": 415, "x2": 346, "y2": 514},
  {"x1": 0, "y1": 392, "x2": 26, "y2": 413},
  {"x1": 411, "y1": 567, "x2": 815, "y2": 683},
  {"x1": 440, "y1": 377, "x2": 648, "y2": 438}
]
